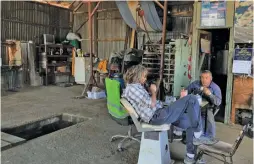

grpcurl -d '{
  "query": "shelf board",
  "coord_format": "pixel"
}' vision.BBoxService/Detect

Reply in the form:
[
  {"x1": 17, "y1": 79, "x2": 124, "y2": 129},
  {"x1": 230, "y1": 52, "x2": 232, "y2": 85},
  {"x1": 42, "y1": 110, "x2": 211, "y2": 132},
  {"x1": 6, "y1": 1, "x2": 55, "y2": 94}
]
[
  {"x1": 142, "y1": 58, "x2": 161, "y2": 60},
  {"x1": 47, "y1": 63, "x2": 70, "y2": 67},
  {"x1": 40, "y1": 44, "x2": 73, "y2": 48},
  {"x1": 147, "y1": 68, "x2": 160, "y2": 70},
  {"x1": 142, "y1": 62, "x2": 160, "y2": 65},
  {"x1": 48, "y1": 72, "x2": 71, "y2": 76},
  {"x1": 47, "y1": 55, "x2": 71, "y2": 58},
  {"x1": 144, "y1": 51, "x2": 161, "y2": 55},
  {"x1": 144, "y1": 44, "x2": 163, "y2": 46}
]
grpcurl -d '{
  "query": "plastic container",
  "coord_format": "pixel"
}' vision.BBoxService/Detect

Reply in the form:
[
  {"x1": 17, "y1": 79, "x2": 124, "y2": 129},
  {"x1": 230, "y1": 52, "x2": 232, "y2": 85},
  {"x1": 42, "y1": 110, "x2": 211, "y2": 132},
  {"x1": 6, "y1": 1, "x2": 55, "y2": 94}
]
[{"x1": 87, "y1": 91, "x2": 106, "y2": 99}]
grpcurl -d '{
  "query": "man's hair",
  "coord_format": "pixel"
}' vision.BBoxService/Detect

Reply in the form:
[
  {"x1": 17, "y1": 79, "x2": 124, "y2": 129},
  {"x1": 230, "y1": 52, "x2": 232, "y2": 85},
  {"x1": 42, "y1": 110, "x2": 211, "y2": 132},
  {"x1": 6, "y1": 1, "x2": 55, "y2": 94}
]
[
  {"x1": 200, "y1": 70, "x2": 213, "y2": 78},
  {"x1": 124, "y1": 64, "x2": 147, "y2": 84}
]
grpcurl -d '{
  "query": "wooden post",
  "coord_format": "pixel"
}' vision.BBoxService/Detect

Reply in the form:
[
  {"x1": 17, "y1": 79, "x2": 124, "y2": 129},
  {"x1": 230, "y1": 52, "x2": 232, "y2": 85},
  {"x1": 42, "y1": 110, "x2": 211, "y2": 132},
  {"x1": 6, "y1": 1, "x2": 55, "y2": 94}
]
[
  {"x1": 130, "y1": 29, "x2": 135, "y2": 48},
  {"x1": 191, "y1": 2, "x2": 199, "y2": 81},
  {"x1": 93, "y1": 3, "x2": 98, "y2": 57},
  {"x1": 230, "y1": 76, "x2": 236, "y2": 124},
  {"x1": 224, "y1": 1, "x2": 235, "y2": 124}
]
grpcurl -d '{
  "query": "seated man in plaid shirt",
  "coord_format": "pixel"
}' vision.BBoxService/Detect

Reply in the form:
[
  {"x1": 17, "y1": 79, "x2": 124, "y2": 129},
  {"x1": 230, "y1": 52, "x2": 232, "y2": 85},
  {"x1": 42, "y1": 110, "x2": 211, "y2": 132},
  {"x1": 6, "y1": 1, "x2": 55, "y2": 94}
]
[{"x1": 122, "y1": 65, "x2": 217, "y2": 164}]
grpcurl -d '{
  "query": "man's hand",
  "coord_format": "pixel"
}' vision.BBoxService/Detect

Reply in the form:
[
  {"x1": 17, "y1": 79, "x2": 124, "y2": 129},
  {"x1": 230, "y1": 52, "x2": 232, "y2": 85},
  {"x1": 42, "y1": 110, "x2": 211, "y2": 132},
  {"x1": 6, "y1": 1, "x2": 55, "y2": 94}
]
[
  {"x1": 150, "y1": 84, "x2": 157, "y2": 94},
  {"x1": 203, "y1": 87, "x2": 211, "y2": 96},
  {"x1": 149, "y1": 84, "x2": 157, "y2": 108}
]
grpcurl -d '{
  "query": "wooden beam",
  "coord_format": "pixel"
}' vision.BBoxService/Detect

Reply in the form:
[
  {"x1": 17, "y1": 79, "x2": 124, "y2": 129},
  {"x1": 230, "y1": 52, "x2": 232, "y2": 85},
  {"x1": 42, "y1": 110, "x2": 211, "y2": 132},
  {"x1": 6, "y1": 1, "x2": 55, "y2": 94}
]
[
  {"x1": 80, "y1": 38, "x2": 126, "y2": 42},
  {"x1": 97, "y1": 17, "x2": 122, "y2": 20},
  {"x1": 130, "y1": 29, "x2": 135, "y2": 48},
  {"x1": 73, "y1": 11, "x2": 88, "y2": 14},
  {"x1": 191, "y1": 2, "x2": 199, "y2": 80},
  {"x1": 96, "y1": 8, "x2": 118, "y2": 12},
  {"x1": 153, "y1": 0, "x2": 164, "y2": 10},
  {"x1": 171, "y1": 11, "x2": 193, "y2": 17},
  {"x1": 93, "y1": 3, "x2": 98, "y2": 57},
  {"x1": 97, "y1": 38, "x2": 125, "y2": 42},
  {"x1": 91, "y1": 1, "x2": 101, "y2": 17},
  {"x1": 75, "y1": 18, "x2": 89, "y2": 33},
  {"x1": 74, "y1": 2, "x2": 84, "y2": 12},
  {"x1": 69, "y1": 1, "x2": 76, "y2": 9},
  {"x1": 70, "y1": 11, "x2": 74, "y2": 29},
  {"x1": 225, "y1": 28, "x2": 235, "y2": 124}
]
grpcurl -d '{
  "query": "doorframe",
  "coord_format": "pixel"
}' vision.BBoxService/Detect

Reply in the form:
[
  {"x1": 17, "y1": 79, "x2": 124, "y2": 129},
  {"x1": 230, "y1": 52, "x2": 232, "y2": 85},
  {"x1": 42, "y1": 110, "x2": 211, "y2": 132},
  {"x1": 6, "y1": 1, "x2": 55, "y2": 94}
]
[
  {"x1": 191, "y1": 1, "x2": 235, "y2": 124},
  {"x1": 192, "y1": 28, "x2": 234, "y2": 124},
  {"x1": 224, "y1": 27, "x2": 234, "y2": 124}
]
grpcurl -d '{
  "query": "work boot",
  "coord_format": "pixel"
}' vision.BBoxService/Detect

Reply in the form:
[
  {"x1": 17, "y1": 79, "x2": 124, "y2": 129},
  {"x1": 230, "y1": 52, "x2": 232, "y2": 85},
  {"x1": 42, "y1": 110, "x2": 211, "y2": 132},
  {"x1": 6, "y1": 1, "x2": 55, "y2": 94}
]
[{"x1": 184, "y1": 155, "x2": 195, "y2": 164}]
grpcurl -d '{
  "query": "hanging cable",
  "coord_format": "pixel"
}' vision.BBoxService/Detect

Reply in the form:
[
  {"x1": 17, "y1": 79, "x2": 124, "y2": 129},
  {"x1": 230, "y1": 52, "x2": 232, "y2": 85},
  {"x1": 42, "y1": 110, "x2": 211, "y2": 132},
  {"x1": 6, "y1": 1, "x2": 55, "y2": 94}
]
[{"x1": 136, "y1": 5, "x2": 151, "y2": 43}]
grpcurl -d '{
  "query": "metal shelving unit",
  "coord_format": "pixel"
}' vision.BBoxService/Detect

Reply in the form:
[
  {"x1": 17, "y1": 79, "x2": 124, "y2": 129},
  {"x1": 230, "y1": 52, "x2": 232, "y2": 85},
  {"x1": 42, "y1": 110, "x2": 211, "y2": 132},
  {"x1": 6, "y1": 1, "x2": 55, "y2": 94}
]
[
  {"x1": 163, "y1": 42, "x2": 176, "y2": 94},
  {"x1": 142, "y1": 41, "x2": 176, "y2": 95},
  {"x1": 38, "y1": 44, "x2": 73, "y2": 85}
]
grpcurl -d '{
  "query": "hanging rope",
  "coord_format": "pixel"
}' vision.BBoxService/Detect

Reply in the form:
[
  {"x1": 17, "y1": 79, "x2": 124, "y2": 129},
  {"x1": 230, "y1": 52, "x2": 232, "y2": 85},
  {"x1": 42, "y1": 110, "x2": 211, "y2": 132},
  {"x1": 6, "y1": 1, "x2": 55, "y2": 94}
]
[{"x1": 136, "y1": 5, "x2": 152, "y2": 43}]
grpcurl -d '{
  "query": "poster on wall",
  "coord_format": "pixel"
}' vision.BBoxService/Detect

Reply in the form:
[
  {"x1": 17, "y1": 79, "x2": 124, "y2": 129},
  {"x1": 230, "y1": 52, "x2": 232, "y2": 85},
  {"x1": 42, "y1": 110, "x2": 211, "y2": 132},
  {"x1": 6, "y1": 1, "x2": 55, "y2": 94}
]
[
  {"x1": 232, "y1": 48, "x2": 253, "y2": 75},
  {"x1": 234, "y1": 1, "x2": 253, "y2": 43},
  {"x1": 201, "y1": 0, "x2": 226, "y2": 27}
]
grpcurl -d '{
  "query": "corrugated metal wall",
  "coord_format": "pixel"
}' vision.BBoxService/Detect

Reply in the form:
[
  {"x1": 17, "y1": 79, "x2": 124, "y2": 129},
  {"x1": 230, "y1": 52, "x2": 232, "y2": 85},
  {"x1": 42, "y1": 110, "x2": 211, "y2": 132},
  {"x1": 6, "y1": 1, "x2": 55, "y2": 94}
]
[
  {"x1": 73, "y1": 2, "x2": 193, "y2": 58},
  {"x1": 97, "y1": 2, "x2": 126, "y2": 59},
  {"x1": 137, "y1": 31, "x2": 182, "y2": 49},
  {"x1": 171, "y1": 16, "x2": 192, "y2": 34},
  {"x1": 73, "y1": 4, "x2": 89, "y2": 52},
  {"x1": 1, "y1": 1, "x2": 70, "y2": 42},
  {"x1": 73, "y1": 2, "x2": 126, "y2": 59},
  {"x1": 137, "y1": 17, "x2": 192, "y2": 48},
  {"x1": 138, "y1": 2, "x2": 193, "y2": 48},
  {"x1": 1, "y1": 1, "x2": 70, "y2": 91},
  {"x1": 1, "y1": 1, "x2": 70, "y2": 64}
]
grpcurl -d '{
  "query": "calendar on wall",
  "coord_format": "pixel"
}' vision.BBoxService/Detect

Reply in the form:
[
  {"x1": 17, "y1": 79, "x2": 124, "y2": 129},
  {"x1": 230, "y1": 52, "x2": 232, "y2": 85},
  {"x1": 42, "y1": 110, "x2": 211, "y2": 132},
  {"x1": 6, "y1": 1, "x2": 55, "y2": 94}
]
[
  {"x1": 200, "y1": 0, "x2": 226, "y2": 27},
  {"x1": 232, "y1": 48, "x2": 253, "y2": 76}
]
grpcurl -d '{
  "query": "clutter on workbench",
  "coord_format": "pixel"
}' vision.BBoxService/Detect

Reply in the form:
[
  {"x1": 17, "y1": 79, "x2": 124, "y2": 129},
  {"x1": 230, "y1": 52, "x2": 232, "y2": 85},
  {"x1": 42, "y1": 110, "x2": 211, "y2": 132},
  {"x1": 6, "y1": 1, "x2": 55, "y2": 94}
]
[
  {"x1": 108, "y1": 48, "x2": 143, "y2": 77},
  {"x1": 38, "y1": 34, "x2": 74, "y2": 86}
]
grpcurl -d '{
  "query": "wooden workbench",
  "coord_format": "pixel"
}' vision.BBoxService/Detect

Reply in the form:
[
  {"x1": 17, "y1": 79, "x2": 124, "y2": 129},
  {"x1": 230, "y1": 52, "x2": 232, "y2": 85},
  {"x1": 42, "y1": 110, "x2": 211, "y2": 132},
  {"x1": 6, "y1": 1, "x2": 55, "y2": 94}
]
[{"x1": 231, "y1": 76, "x2": 253, "y2": 124}]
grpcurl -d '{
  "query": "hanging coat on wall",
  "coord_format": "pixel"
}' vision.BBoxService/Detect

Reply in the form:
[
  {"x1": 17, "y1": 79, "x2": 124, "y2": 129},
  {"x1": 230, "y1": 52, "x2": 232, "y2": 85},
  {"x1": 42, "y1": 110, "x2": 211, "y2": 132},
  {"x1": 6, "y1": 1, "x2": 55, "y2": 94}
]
[{"x1": 7, "y1": 40, "x2": 22, "y2": 67}]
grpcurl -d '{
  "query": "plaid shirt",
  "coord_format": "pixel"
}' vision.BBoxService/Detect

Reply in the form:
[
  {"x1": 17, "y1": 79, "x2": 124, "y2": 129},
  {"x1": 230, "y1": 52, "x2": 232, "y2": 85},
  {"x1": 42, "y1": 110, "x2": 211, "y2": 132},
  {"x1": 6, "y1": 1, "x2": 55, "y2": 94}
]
[{"x1": 122, "y1": 83, "x2": 162, "y2": 123}]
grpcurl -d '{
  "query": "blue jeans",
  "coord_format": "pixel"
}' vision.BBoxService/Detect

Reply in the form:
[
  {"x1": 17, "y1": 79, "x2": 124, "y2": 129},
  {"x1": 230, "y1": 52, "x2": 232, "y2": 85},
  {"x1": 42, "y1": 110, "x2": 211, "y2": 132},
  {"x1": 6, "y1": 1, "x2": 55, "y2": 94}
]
[
  {"x1": 150, "y1": 95, "x2": 202, "y2": 154},
  {"x1": 202, "y1": 108, "x2": 216, "y2": 137}
]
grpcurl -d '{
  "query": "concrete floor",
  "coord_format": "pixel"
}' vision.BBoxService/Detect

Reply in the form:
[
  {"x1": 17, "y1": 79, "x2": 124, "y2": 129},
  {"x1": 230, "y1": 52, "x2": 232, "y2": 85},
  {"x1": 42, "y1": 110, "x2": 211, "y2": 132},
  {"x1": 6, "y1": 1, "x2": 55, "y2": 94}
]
[{"x1": 1, "y1": 85, "x2": 253, "y2": 164}]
